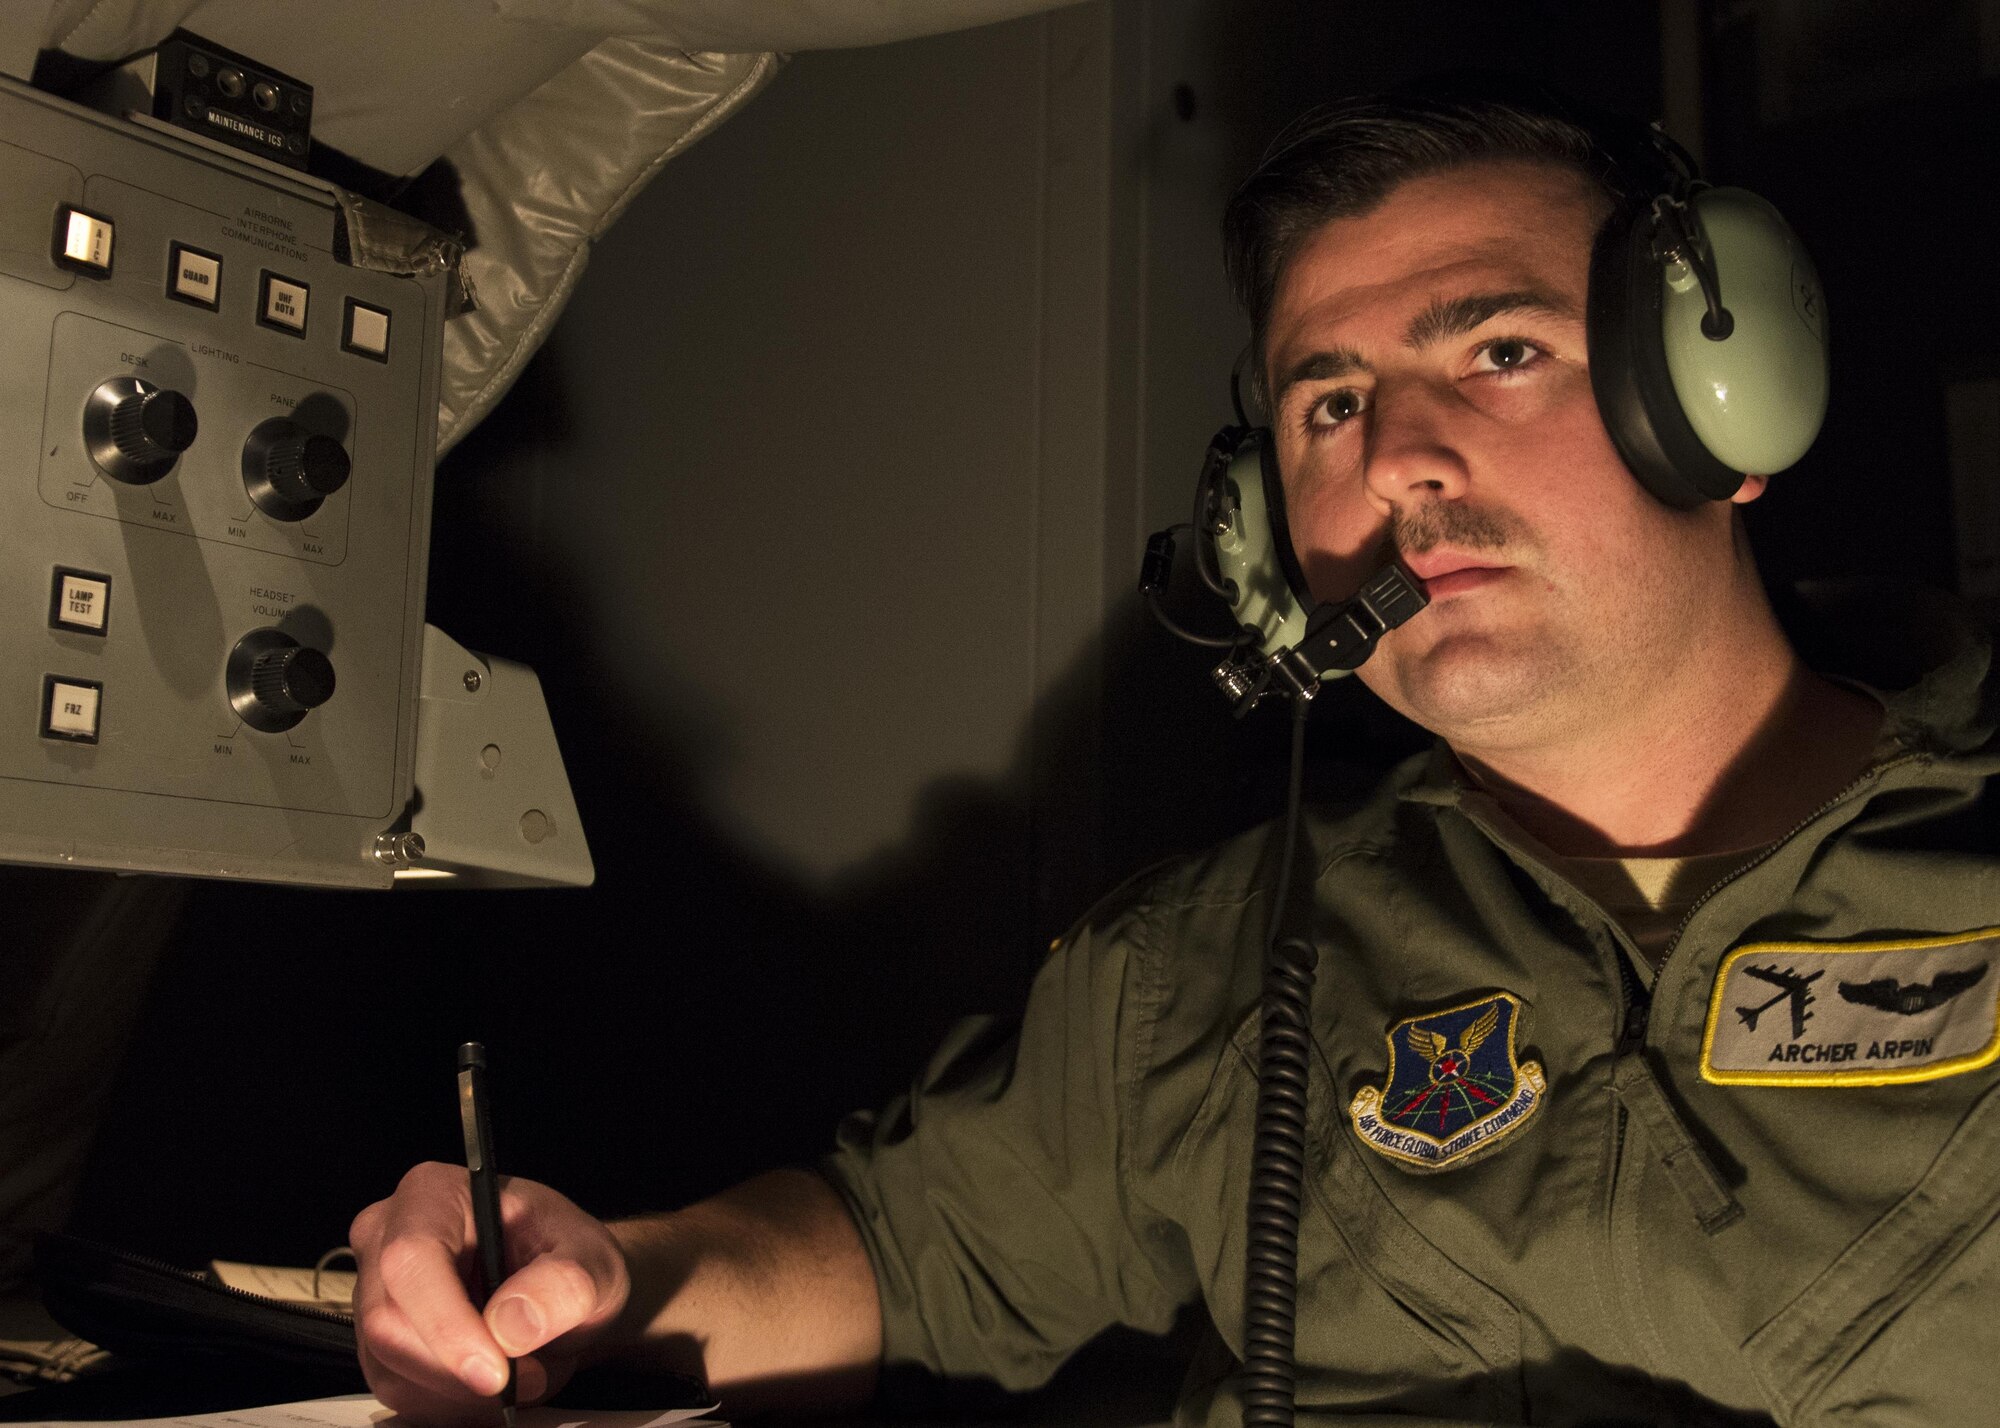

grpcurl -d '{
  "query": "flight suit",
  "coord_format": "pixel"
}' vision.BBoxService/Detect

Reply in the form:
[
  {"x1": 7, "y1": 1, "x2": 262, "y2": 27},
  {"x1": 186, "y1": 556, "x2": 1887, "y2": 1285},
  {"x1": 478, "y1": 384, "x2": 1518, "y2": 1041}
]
[{"x1": 822, "y1": 595, "x2": 2000, "y2": 1426}]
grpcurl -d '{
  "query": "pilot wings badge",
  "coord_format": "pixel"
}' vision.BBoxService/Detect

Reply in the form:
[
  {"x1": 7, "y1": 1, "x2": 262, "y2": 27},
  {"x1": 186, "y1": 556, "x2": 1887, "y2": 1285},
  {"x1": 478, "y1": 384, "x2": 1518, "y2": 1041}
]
[{"x1": 1348, "y1": 992, "x2": 1545, "y2": 1172}]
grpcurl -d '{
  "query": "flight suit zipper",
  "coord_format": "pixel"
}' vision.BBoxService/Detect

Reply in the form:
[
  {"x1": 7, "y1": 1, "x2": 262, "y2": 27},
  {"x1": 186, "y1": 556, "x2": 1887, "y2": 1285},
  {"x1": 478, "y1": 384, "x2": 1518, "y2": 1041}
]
[
  {"x1": 1604, "y1": 916, "x2": 1744, "y2": 1234},
  {"x1": 1652, "y1": 750, "x2": 1923, "y2": 977},
  {"x1": 1604, "y1": 753, "x2": 1924, "y2": 1236}
]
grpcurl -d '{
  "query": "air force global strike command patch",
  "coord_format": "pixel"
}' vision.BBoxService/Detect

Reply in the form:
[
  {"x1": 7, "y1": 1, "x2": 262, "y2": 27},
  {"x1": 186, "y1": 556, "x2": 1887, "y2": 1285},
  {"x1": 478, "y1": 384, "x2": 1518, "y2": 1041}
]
[
  {"x1": 1701, "y1": 929, "x2": 2000, "y2": 1086},
  {"x1": 1348, "y1": 993, "x2": 1545, "y2": 1171}
]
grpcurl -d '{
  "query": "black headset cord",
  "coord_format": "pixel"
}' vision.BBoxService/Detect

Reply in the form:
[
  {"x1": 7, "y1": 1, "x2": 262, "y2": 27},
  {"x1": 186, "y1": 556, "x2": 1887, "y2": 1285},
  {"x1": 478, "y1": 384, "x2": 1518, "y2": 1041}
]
[{"x1": 1242, "y1": 695, "x2": 1316, "y2": 1427}]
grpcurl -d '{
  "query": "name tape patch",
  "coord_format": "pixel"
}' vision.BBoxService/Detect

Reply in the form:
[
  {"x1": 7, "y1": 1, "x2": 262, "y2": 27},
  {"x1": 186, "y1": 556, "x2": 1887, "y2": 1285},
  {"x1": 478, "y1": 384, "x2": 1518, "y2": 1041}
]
[
  {"x1": 1701, "y1": 928, "x2": 2000, "y2": 1086},
  {"x1": 1349, "y1": 992, "x2": 1544, "y2": 1170}
]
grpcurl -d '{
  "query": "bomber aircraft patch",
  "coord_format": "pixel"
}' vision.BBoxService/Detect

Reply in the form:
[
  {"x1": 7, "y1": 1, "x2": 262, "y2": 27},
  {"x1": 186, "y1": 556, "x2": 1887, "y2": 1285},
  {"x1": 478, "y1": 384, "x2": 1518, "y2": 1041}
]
[
  {"x1": 1701, "y1": 928, "x2": 2000, "y2": 1086},
  {"x1": 1348, "y1": 992, "x2": 1545, "y2": 1171}
]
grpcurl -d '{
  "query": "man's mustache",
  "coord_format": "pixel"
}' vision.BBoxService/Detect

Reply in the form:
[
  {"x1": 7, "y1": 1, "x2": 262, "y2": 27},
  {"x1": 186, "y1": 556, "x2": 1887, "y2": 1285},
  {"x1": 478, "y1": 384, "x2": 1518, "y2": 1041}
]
[{"x1": 1390, "y1": 501, "x2": 1517, "y2": 561}]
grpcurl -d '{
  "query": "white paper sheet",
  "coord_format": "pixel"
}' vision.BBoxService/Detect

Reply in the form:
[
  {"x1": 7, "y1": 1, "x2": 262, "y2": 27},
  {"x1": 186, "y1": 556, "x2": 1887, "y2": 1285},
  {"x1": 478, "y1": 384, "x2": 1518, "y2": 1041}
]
[{"x1": 11, "y1": 1392, "x2": 725, "y2": 1428}]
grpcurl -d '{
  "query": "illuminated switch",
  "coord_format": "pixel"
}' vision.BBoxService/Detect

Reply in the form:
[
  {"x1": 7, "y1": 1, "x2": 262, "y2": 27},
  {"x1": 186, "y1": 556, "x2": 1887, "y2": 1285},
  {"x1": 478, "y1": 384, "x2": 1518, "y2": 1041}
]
[
  {"x1": 170, "y1": 244, "x2": 222, "y2": 308},
  {"x1": 55, "y1": 206, "x2": 114, "y2": 275},
  {"x1": 42, "y1": 676, "x2": 102, "y2": 743},
  {"x1": 343, "y1": 299, "x2": 390, "y2": 360},
  {"x1": 259, "y1": 271, "x2": 308, "y2": 333},
  {"x1": 50, "y1": 568, "x2": 111, "y2": 635}
]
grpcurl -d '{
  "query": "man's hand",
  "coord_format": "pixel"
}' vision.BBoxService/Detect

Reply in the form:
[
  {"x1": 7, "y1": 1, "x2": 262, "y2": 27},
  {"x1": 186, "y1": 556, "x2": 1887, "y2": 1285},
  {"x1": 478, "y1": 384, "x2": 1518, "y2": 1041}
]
[{"x1": 350, "y1": 1162, "x2": 630, "y2": 1426}]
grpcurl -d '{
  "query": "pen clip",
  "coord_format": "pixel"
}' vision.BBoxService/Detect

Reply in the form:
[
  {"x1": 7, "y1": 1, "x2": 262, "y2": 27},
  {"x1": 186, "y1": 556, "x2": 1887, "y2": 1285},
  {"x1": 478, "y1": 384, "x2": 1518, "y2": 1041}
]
[{"x1": 457, "y1": 1068, "x2": 487, "y2": 1173}]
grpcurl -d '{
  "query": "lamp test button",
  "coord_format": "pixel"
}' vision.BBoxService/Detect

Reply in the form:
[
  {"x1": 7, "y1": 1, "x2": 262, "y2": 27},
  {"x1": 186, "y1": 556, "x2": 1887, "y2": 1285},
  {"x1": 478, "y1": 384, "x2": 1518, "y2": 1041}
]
[{"x1": 51, "y1": 568, "x2": 111, "y2": 634}]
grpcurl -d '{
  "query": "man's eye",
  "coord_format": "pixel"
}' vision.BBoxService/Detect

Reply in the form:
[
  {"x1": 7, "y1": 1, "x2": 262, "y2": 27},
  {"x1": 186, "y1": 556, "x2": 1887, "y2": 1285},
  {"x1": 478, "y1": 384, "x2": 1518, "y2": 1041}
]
[
  {"x1": 1307, "y1": 387, "x2": 1369, "y2": 428},
  {"x1": 1471, "y1": 337, "x2": 1544, "y2": 375}
]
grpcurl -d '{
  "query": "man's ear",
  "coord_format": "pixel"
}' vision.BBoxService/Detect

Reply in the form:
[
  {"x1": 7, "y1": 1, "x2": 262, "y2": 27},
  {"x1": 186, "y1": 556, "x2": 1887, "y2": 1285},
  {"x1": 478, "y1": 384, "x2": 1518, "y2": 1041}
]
[{"x1": 1730, "y1": 472, "x2": 1770, "y2": 505}]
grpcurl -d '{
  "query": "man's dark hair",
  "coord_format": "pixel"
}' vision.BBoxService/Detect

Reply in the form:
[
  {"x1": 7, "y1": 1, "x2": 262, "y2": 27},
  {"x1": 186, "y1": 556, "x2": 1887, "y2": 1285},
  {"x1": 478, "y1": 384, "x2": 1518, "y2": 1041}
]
[{"x1": 1222, "y1": 77, "x2": 1662, "y2": 407}]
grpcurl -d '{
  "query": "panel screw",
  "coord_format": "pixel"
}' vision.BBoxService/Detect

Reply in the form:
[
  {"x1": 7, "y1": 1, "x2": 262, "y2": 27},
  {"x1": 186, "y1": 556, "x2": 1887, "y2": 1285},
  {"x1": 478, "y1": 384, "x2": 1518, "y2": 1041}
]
[
  {"x1": 463, "y1": 669, "x2": 481, "y2": 692},
  {"x1": 372, "y1": 831, "x2": 426, "y2": 867}
]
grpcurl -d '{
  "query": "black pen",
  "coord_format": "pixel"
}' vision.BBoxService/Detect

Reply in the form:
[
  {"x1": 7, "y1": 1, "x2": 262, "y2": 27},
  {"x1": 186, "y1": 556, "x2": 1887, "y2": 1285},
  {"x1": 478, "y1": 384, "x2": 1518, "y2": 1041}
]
[{"x1": 457, "y1": 1042, "x2": 516, "y2": 1428}]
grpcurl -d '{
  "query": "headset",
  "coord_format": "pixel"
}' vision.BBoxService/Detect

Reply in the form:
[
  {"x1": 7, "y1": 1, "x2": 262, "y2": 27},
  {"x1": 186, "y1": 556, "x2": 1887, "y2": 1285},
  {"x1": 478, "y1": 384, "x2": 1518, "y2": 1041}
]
[
  {"x1": 1142, "y1": 116, "x2": 1831, "y2": 716},
  {"x1": 1139, "y1": 105, "x2": 1834, "y2": 1428}
]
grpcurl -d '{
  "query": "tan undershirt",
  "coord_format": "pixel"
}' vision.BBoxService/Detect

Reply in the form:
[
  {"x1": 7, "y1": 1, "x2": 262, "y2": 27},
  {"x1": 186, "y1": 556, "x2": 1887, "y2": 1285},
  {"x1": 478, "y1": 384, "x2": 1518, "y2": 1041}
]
[
  {"x1": 1464, "y1": 793, "x2": 1771, "y2": 978},
  {"x1": 1546, "y1": 846, "x2": 1767, "y2": 972},
  {"x1": 1463, "y1": 680, "x2": 1898, "y2": 978}
]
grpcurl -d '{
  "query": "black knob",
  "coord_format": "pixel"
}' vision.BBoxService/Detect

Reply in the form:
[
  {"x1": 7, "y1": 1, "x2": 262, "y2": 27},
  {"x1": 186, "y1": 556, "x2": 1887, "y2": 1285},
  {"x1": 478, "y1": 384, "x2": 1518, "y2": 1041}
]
[
  {"x1": 226, "y1": 630, "x2": 336, "y2": 733},
  {"x1": 243, "y1": 417, "x2": 350, "y2": 521},
  {"x1": 251, "y1": 645, "x2": 335, "y2": 716},
  {"x1": 84, "y1": 378, "x2": 199, "y2": 483},
  {"x1": 265, "y1": 431, "x2": 351, "y2": 504}
]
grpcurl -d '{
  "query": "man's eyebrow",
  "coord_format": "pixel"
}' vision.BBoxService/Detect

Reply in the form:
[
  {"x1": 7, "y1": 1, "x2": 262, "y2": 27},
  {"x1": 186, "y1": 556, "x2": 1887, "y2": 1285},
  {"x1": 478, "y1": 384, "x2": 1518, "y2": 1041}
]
[
  {"x1": 1270, "y1": 289, "x2": 1579, "y2": 411},
  {"x1": 1271, "y1": 346, "x2": 1370, "y2": 412},
  {"x1": 1403, "y1": 289, "x2": 1578, "y2": 349}
]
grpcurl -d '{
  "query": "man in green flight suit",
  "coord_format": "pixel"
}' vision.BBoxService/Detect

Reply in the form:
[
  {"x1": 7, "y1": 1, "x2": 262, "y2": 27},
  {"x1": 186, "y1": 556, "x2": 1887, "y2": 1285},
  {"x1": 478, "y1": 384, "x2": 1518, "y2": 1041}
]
[{"x1": 345, "y1": 84, "x2": 2000, "y2": 1426}]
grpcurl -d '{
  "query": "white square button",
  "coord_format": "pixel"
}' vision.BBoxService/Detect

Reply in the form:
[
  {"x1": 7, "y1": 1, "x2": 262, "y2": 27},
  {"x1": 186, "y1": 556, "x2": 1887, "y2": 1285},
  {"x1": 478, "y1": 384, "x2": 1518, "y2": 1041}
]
[
  {"x1": 44, "y1": 677, "x2": 101, "y2": 743},
  {"x1": 52, "y1": 569, "x2": 110, "y2": 634},
  {"x1": 344, "y1": 300, "x2": 391, "y2": 360},
  {"x1": 261, "y1": 272, "x2": 309, "y2": 332},
  {"x1": 171, "y1": 245, "x2": 222, "y2": 308},
  {"x1": 57, "y1": 207, "x2": 114, "y2": 274}
]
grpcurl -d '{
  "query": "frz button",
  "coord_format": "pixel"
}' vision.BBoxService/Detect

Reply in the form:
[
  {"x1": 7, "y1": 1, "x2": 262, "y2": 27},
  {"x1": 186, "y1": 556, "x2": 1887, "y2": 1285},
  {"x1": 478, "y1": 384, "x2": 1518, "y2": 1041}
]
[
  {"x1": 43, "y1": 676, "x2": 102, "y2": 743},
  {"x1": 50, "y1": 568, "x2": 111, "y2": 634}
]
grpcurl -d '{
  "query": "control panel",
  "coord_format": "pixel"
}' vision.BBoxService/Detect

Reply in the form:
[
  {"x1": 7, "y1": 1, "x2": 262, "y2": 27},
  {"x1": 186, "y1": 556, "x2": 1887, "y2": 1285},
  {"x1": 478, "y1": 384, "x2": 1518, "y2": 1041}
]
[{"x1": 0, "y1": 75, "x2": 443, "y2": 888}]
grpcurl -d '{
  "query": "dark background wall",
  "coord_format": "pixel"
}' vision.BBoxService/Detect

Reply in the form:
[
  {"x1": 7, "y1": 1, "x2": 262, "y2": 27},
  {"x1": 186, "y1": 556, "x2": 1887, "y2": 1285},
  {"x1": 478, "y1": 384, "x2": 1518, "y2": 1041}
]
[{"x1": 53, "y1": 0, "x2": 1994, "y2": 1287}]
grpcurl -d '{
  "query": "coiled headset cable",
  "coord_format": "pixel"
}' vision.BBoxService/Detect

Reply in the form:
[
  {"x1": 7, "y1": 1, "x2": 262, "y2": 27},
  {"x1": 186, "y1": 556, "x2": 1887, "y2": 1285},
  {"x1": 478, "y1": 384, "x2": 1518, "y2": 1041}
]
[
  {"x1": 1242, "y1": 695, "x2": 1317, "y2": 1427},
  {"x1": 1140, "y1": 412, "x2": 1427, "y2": 1425}
]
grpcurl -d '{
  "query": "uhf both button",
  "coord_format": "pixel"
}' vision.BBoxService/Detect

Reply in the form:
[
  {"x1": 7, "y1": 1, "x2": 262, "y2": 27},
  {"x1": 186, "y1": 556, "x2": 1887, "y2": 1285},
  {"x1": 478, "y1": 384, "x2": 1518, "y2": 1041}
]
[
  {"x1": 83, "y1": 377, "x2": 198, "y2": 484},
  {"x1": 242, "y1": 416, "x2": 350, "y2": 521},
  {"x1": 226, "y1": 628, "x2": 335, "y2": 732}
]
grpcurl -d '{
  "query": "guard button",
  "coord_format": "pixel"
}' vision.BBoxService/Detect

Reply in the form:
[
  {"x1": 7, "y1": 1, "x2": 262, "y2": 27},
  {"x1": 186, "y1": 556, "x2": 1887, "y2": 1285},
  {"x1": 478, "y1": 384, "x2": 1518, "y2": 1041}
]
[
  {"x1": 170, "y1": 244, "x2": 222, "y2": 308},
  {"x1": 43, "y1": 675, "x2": 102, "y2": 743},
  {"x1": 51, "y1": 568, "x2": 111, "y2": 635},
  {"x1": 259, "y1": 271, "x2": 309, "y2": 334},
  {"x1": 55, "y1": 206, "x2": 114, "y2": 276},
  {"x1": 343, "y1": 299, "x2": 390, "y2": 360}
]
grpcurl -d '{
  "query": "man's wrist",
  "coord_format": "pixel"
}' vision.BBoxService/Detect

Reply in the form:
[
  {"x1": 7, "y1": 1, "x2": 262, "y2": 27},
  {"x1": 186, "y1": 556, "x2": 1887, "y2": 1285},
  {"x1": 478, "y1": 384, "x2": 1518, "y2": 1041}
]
[{"x1": 591, "y1": 1212, "x2": 704, "y2": 1378}]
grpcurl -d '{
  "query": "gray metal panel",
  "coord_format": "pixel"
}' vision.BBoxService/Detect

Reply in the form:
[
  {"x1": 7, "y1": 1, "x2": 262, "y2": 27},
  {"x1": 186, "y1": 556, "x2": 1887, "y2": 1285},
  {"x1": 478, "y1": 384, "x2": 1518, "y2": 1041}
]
[{"x1": 0, "y1": 76, "x2": 442, "y2": 888}]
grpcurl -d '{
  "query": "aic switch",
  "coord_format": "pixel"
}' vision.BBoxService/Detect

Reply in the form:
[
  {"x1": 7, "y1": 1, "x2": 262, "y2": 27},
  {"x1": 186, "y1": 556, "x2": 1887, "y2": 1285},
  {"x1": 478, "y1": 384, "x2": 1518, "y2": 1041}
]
[
  {"x1": 226, "y1": 628, "x2": 335, "y2": 733},
  {"x1": 242, "y1": 416, "x2": 350, "y2": 521},
  {"x1": 82, "y1": 377, "x2": 198, "y2": 483}
]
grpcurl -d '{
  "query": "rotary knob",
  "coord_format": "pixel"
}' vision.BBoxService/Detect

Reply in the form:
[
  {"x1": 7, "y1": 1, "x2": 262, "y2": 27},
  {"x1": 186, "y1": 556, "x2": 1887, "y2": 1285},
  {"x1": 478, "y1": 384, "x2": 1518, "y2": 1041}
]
[
  {"x1": 83, "y1": 377, "x2": 199, "y2": 484},
  {"x1": 242, "y1": 417, "x2": 350, "y2": 521},
  {"x1": 226, "y1": 629, "x2": 336, "y2": 732}
]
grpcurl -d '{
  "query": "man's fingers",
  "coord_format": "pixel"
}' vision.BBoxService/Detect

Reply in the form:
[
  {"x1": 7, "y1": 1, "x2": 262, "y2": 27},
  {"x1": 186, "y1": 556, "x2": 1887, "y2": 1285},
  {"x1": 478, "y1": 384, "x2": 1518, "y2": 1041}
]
[
  {"x1": 353, "y1": 1165, "x2": 622, "y2": 1414},
  {"x1": 376, "y1": 1227, "x2": 508, "y2": 1395},
  {"x1": 485, "y1": 1254, "x2": 604, "y2": 1355},
  {"x1": 360, "y1": 1296, "x2": 560, "y2": 1417}
]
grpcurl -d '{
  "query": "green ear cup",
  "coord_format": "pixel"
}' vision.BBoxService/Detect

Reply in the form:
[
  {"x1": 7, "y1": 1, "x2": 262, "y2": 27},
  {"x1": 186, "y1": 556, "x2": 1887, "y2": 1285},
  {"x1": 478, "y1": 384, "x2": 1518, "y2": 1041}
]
[
  {"x1": 1661, "y1": 187, "x2": 1829, "y2": 477},
  {"x1": 1588, "y1": 180, "x2": 1831, "y2": 507},
  {"x1": 1212, "y1": 430, "x2": 1313, "y2": 661}
]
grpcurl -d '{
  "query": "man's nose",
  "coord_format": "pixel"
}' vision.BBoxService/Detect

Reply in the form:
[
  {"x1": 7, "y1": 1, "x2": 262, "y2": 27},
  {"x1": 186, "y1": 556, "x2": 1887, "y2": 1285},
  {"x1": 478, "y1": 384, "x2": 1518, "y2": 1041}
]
[{"x1": 1361, "y1": 381, "x2": 1470, "y2": 516}]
